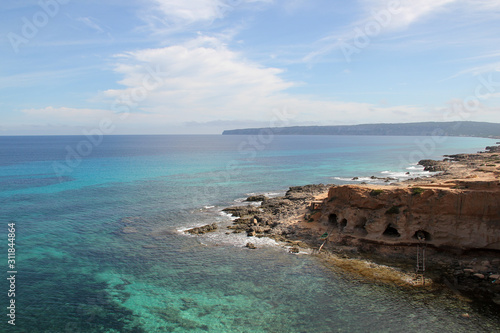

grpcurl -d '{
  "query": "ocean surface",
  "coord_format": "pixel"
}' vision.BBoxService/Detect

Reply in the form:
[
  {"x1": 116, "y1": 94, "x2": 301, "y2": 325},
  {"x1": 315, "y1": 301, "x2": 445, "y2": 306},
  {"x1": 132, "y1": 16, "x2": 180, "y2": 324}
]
[{"x1": 1, "y1": 134, "x2": 500, "y2": 332}]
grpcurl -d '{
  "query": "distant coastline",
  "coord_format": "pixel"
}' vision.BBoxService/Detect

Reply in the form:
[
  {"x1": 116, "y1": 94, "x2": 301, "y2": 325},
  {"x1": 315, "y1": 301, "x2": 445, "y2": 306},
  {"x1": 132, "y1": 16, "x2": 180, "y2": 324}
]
[{"x1": 222, "y1": 121, "x2": 500, "y2": 138}]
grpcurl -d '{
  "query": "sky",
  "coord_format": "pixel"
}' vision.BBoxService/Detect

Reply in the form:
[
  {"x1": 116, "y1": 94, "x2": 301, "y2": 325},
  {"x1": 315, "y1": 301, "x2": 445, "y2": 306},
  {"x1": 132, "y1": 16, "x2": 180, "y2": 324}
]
[{"x1": 1, "y1": 0, "x2": 500, "y2": 135}]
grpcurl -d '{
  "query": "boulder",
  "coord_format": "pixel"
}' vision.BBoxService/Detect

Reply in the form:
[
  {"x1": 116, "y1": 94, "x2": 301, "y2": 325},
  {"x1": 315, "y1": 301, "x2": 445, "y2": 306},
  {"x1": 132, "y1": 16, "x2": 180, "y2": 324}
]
[
  {"x1": 246, "y1": 242, "x2": 256, "y2": 249},
  {"x1": 246, "y1": 195, "x2": 268, "y2": 202},
  {"x1": 418, "y1": 159, "x2": 448, "y2": 171},
  {"x1": 222, "y1": 206, "x2": 260, "y2": 217},
  {"x1": 185, "y1": 223, "x2": 218, "y2": 235}
]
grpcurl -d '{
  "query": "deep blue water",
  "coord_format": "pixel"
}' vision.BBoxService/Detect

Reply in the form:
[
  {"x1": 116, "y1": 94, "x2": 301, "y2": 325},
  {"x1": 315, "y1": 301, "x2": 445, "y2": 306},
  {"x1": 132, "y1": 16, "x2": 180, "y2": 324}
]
[{"x1": 1, "y1": 134, "x2": 499, "y2": 332}]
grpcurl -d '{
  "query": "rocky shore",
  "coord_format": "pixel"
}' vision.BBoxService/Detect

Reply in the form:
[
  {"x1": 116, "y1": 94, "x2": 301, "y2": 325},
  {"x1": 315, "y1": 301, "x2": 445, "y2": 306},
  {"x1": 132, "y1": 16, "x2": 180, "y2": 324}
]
[{"x1": 190, "y1": 144, "x2": 500, "y2": 309}]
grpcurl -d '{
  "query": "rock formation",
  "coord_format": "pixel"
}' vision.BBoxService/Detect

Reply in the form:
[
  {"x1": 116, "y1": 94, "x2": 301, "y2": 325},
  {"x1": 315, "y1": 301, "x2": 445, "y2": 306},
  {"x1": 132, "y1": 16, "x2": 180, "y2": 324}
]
[
  {"x1": 185, "y1": 223, "x2": 218, "y2": 235},
  {"x1": 319, "y1": 183, "x2": 500, "y2": 251},
  {"x1": 218, "y1": 146, "x2": 500, "y2": 306}
]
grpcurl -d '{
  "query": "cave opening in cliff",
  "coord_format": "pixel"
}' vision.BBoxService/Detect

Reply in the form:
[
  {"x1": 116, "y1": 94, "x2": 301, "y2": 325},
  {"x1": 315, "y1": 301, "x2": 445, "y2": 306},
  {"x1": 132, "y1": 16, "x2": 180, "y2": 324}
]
[
  {"x1": 412, "y1": 230, "x2": 432, "y2": 241},
  {"x1": 383, "y1": 224, "x2": 401, "y2": 238},
  {"x1": 340, "y1": 218, "x2": 347, "y2": 231},
  {"x1": 328, "y1": 214, "x2": 338, "y2": 227},
  {"x1": 355, "y1": 217, "x2": 368, "y2": 236}
]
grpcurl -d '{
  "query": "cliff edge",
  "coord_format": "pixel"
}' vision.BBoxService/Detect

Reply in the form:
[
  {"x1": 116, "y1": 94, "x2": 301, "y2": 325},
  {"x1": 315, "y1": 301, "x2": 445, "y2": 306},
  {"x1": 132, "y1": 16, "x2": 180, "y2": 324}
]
[
  {"x1": 320, "y1": 182, "x2": 500, "y2": 251},
  {"x1": 218, "y1": 144, "x2": 500, "y2": 306}
]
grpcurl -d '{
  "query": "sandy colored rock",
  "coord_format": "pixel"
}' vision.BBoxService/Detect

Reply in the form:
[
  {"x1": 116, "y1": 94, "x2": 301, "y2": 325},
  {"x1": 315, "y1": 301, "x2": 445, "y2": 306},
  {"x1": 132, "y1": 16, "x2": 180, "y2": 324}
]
[
  {"x1": 185, "y1": 223, "x2": 218, "y2": 235},
  {"x1": 319, "y1": 179, "x2": 500, "y2": 251}
]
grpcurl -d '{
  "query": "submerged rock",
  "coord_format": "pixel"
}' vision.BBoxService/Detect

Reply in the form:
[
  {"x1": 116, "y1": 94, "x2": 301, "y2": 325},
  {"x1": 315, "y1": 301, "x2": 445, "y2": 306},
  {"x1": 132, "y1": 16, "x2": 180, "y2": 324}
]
[
  {"x1": 246, "y1": 242, "x2": 257, "y2": 249},
  {"x1": 185, "y1": 223, "x2": 218, "y2": 235},
  {"x1": 222, "y1": 206, "x2": 261, "y2": 217},
  {"x1": 418, "y1": 159, "x2": 448, "y2": 171},
  {"x1": 246, "y1": 195, "x2": 268, "y2": 202},
  {"x1": 122, "y1": 227, "x2": 139, "y2": 234}
]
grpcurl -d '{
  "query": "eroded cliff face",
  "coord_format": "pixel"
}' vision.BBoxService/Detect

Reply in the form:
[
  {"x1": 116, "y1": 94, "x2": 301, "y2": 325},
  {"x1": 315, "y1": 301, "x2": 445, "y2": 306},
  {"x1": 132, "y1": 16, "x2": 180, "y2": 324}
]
[{"x1": 319, "y1": 182, "x2": 500, "y2": 251}]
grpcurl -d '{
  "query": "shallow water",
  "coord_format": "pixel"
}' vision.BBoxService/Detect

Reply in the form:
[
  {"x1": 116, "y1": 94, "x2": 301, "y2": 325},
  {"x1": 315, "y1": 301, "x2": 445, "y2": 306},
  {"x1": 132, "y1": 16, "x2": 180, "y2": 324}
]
[{"x1": 1, "y1": 135, "x2": 499, "y2": 332}]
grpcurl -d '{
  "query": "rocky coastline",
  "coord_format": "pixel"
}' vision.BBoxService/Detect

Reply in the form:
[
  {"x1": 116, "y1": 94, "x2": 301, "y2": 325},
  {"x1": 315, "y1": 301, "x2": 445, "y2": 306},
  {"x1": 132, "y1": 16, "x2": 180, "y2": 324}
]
[{"x1": 189, "y1": 144, "x2": 500, "y2": 310}]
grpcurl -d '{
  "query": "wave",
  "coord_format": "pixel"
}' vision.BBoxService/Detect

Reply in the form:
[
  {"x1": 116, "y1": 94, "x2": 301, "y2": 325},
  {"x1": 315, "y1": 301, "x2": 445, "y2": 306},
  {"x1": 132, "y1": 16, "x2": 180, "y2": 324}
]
[
  {"x1": 333, "y1": 164, "x2": 436, "y2": 184},
  {"x1": 406, "y1": 165, "x2": 424, "y2": 171}
]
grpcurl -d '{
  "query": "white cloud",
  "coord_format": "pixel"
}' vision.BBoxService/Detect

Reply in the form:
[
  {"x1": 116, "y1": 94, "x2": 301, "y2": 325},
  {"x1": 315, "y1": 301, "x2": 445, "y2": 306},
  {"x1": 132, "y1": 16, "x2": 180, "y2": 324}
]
[
  {"x1": 444, "y1": 62, "x2": 500, "y2": 80},
  {"x1": 150, "y1": 0, "x2": 227, "y2": 25},
  {"x1": 466, "y1": 0, "x2": 500, "y2": 11},
  {"x1": 283, "y1": 0, "x2": 309, "y2": 14},
  {"x1": 76, "y1": 17, "x2": 105, "y2": 34},
  {"x1": 99, "y1": 34, "x2": 434, "y2": 127},
  {"x1": 361, "y1": 0, "x2": 456, "y2": 31},
  {"x1": 304, "y1": 0, "x2": 500, "y2": 64},
  {"x1": 142, "y1": 0, "x2": 273, "y2": 31},
  {"x1": 17, "y1": 35, "x2": 441, "y2": 133},
  {"x1": 102, "y1": 36, "x2": 294, "y2": 122}
]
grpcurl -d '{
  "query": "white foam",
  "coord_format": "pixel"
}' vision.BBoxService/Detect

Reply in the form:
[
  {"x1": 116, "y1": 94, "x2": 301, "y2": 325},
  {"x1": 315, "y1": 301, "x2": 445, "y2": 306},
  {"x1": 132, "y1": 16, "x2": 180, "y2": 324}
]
[
  {"x1": 333, "y1": 162, "x2": 439, "y2": 184},
  {"x1": 264, "y1": 192, "x2": 284, "y2": 198},
  {"x1": 197, "y1": 230, "x2": 283, "y2": 249},
  {"x1": 406, "y1": 165, "x2": 424, "y2": 171},
  {"x1": 218, "y1": 211, "x2": 234, "y2": 218},
  {"x1": 332, "y1": 176, "x2": 387, "y2": 183},
  {"x1": 176, "y1": 226, "x2": 193, "y2": 233}
]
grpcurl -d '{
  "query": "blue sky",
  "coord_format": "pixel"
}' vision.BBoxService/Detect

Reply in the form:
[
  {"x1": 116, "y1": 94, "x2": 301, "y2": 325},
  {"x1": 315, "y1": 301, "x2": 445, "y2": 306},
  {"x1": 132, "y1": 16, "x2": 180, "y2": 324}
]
[{"x1": 1, "y1": 0, "x2": 500, "y2": 135}]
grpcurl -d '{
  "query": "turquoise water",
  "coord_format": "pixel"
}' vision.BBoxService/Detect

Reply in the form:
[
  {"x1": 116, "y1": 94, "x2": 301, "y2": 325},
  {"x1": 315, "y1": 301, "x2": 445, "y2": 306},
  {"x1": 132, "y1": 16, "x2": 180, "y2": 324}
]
[{"x1": 1, "y1": 135, "x2": 499, "y2": 332}]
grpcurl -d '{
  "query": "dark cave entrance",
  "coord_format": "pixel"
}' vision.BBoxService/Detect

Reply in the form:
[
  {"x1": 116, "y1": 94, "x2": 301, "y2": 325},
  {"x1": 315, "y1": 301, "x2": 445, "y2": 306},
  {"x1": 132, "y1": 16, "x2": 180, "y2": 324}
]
[
  {"x1": 340, "y1": 218, "x2": 347, "y2": 230},
  {"x1": 413, "y1": 230, "x2": 432, "y2": 241},
  {"x1": 354, "y1": 217, "x2": 368, "y2": 236},
  {"x1": 383, "y1": 224, "x2": 401, "y2": 238},
  {"x1": 328, "y1": 214, "x2": 338, "y2": 227}
]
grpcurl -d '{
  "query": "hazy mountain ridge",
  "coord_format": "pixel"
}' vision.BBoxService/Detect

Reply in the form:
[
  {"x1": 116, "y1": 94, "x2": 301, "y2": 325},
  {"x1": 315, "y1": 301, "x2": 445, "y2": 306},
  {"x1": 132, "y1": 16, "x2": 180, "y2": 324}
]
[{"x1": 222, "y1": 121, "x2": 500, "y2": 138}]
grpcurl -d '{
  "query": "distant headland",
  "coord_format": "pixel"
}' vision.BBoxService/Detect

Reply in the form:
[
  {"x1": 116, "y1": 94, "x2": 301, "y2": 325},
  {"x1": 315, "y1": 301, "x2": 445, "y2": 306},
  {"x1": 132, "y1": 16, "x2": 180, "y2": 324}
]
[{"x1": 222, "y1": 121, "x2": 500, "y2": 138}]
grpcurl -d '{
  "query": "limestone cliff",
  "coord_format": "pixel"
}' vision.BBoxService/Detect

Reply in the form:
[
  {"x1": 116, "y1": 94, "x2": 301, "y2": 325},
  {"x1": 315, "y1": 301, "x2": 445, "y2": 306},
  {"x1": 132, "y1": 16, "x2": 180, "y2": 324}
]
[{"x1": 319, "y1": 182, "x2": 500, "y2": 251}]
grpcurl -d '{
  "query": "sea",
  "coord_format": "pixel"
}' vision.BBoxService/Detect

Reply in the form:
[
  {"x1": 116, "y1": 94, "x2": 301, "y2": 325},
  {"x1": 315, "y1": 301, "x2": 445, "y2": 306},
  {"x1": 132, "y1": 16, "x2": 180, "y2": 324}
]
[{"x1": 1, "y1": 134, "x2": 500, "y2": 333}]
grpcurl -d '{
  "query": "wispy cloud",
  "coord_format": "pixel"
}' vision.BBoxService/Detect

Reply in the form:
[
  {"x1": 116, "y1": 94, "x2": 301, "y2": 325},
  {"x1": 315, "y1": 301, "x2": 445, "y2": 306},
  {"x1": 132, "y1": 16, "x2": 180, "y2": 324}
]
[
  {"x1": 361, "y1": 0, "x2": 456, "y2": 31},
  {"x1": 303, "y1": 0, "x2": 500, "y2": 64},
  {"x1": 76, "y1": 17, "x2": 105, "y2": 34},
  {"x1": 0, "y1": 67, "x2": 98, "y2": 89},
  {"x1": 141, "y1": 0, "x2": 273, "y2": 33},
  {"x1": 149, "y1": 0, "x2": 228, "y2": 25},
  {"x1": 443, "y1": 62, "x2": 500, "y2": 81}
]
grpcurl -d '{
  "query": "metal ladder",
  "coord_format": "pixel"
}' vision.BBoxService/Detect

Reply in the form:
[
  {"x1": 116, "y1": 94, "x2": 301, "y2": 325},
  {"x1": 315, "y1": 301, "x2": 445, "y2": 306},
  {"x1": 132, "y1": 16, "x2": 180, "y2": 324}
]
[{"x1": 415, "y1": 239, "x2": 426, "y2": 286}]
